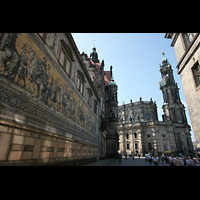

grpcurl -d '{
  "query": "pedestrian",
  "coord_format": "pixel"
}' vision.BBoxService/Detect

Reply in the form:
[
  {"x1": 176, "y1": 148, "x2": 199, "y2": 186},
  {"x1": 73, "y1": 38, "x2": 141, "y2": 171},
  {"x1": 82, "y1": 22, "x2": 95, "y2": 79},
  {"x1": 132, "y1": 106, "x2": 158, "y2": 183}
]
[
  {"x1": 119, "y1": 153, "x2": 122, "y2": 163},
  {"x1": 186, "y1": 156, "x2": 196, "y2": 166},
  {"x1": 138, "y1": 154, "x2": 140, "y2": 159},
  {"x1": 132, "y1": 154, "x2": 134, "y2": 161},
  {"x1": 170, "y1": 155, "x2": 175, "y2": 166},
  {"x1": 191, "y1": 156, "x2": 197, "y2": 165},
  {"x1": 149, "y1": 155, "x2": 152, "y2": 165},
  {"x1": 175, "y1": 157, "x2": 183, "y2": 166},
  {"x1": 156, "y1": 157, "x2": 159, "y2": 166},
  {"x1": 153, "y1": 156, "x2": 157, "y2": 166},
  {"x1": 165, "y1": 155, "x2": 168, "y2": 163},
  {"x1": 183, "y1": 155, "x2": 187, "y2": 166},
  {"x1": 125, "y1": 154, "x2": 127, "y2": 159}
]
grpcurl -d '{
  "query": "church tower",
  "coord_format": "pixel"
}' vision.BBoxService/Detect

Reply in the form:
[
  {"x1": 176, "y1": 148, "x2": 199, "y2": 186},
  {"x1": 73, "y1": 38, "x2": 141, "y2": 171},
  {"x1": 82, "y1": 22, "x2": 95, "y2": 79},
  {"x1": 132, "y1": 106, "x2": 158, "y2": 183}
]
[
  {"x1": 159, "y1": 51, "x2": 187, "y2": 123},
  {"x1": 90, "y1": 46, "x2": 99, "y2": 63},
  {"x1": 105, "y1": 66, "x2": 118, "y2": 158}
]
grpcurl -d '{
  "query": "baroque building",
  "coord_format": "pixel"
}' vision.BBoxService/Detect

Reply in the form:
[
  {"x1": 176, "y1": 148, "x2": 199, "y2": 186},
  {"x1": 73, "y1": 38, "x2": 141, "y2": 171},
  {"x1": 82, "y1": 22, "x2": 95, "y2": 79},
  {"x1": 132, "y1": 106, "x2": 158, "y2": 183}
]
[
  {"x1": 165, "y1": 33, "x2": 200, "y2": 148},
  {"x1": 117, "y1": 52, "x2": 194, "y2": 156},
  {"x1": 0, "y1": 33, "x2": 102, "y2": 166}
]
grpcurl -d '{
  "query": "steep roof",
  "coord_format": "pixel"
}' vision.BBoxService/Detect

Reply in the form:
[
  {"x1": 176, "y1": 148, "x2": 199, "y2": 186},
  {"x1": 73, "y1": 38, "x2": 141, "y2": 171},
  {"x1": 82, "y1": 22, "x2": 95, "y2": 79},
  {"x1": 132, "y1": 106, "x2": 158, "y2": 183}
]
[
  {"x1": 82, "y1": 50, "x2": 111, "y2": 86},
  {"x1": 104, "y1": 71, "x2": 111, "y2": 86}
]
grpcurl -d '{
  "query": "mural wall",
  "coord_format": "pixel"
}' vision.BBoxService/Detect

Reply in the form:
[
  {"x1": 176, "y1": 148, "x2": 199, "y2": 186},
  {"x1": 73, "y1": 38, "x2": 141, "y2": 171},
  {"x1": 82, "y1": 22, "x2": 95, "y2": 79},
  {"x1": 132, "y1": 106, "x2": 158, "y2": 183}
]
[{"x1": 0, "y1": 33, "x2": 97, "y2": 143}]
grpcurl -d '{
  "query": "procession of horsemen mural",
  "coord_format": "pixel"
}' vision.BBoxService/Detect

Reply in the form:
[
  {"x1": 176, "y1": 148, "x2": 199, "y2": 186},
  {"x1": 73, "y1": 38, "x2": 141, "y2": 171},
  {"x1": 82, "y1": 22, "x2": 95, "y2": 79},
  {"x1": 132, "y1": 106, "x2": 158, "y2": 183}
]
[{"x1": 0, "y1": 33, "x2": 96, "y2": 133}]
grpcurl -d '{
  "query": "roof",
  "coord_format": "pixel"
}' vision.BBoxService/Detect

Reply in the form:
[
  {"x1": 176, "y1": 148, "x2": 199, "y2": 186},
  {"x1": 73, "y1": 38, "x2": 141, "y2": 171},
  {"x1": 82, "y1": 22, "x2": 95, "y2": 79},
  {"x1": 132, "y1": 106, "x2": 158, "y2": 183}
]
[
  {"x1": 104, "y1": 71, "x2": 111, "y2": 86},
  {"x1": 88, "y1": 55, "x2": 102, "y2": 69},
  {"x1": 82, "y1": 51, "x2": 111, "y2": 86}
]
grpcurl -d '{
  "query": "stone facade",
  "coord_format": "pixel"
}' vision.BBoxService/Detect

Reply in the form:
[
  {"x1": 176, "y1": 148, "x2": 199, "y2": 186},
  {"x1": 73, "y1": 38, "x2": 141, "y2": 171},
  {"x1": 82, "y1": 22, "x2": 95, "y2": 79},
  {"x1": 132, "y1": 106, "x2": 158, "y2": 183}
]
[
  {"x1": 105, "y1": 71, "x2": 118, "y2": 158},
  {"x1": 165, "y1": 33, "x2": 200, "y2": 148},
  {"x1": 80, "y1": 50, "x2": 118, "y2": 159},
  {"x1": 0, "y1": 33, "x2": 100, "y2": 165},
  {"x1": 117, "y1": 52, "x2": 194, "y2": 156}
]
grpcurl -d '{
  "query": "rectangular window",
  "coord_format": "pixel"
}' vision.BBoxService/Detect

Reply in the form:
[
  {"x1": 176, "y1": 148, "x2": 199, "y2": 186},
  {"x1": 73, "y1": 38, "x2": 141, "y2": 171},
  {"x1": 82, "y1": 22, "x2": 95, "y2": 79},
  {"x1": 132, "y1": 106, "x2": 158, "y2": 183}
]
[
  {"x1": 115, "y1": 109, "x2": 118, "y2": 118},
  {"x1": 77, "y1": 77, "x2": 80, "y2": 90},
  {"x1": 192, "y1": 61, "x2": 200, "y2": 87},
  {"x1": 80, "y1": 82, "x2": 83, "y2": 95},
  {"x1": 135, "y1": 143, "x2": 138, "y2": 149},
  {"x1": 77, "y1": 77, "x2": 84, "y2": 95},
  {"x1": 94, "y1": 100, "x2": 97, "y2": 115},
  {"x1": 127, "y1": 144, "x2": 130, "y2": 150},
  {"x1": 59, "y1": 49, "x2": 66, "y2": 67},
  {"x1": 59, "y1": 43, "x2": 72, "y2": 77},
  {"x1": 66, "y1": 59, "x2": 71, "y2": 75},
  {"x1": 114, "y1": 93, "x2": 117, "y2": 101},
  {"x1": 77, "y1": 70, "x2": 86, "y2": 96},
  {"x1": 182, "y1": 33, "x2": 194, "y2": 50}
]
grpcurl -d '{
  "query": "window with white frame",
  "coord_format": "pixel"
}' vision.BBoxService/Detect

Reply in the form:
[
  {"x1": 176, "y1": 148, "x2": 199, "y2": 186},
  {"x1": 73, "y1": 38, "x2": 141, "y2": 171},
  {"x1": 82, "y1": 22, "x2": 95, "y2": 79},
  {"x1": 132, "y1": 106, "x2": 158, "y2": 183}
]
[
  {"x1": 182, "y1": 33, "x2": 194, "y2": 50},
  {"x1": 58, "y1": 41, "x2": 73, "y2": 77},
  {"x1": 77, "y1": 70, "x2": 85, "y2": 95}
]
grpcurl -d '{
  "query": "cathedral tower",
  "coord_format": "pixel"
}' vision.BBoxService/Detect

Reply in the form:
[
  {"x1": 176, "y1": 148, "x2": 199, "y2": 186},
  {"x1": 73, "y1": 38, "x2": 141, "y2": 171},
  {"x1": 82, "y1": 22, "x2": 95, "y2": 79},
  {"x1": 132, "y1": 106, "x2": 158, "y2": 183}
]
[
  {"x1": 159, "y1": 51, "x2": 187, "y2": 123},
  {"x1": 159, "y1": 51, "x2": 194, "y2": 155}
]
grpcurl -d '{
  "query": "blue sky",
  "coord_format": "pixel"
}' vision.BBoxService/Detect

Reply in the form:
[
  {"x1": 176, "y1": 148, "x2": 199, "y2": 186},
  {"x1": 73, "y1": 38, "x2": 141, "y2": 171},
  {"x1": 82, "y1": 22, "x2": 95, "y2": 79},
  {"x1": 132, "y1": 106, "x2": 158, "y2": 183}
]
[{"x1": 72, "y1": 33, "x2": 195, "y2": 141}]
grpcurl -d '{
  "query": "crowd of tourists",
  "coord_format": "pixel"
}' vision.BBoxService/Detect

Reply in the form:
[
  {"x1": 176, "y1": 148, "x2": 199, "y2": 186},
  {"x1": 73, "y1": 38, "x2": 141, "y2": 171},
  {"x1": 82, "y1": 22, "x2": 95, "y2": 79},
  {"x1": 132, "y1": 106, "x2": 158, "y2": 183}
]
[
  {"x1": 147, "y1": 154, "x2": 200, "y2": 166},
  {"x1": 118, "y1": 152, "x2": 200, "y2": 166}
]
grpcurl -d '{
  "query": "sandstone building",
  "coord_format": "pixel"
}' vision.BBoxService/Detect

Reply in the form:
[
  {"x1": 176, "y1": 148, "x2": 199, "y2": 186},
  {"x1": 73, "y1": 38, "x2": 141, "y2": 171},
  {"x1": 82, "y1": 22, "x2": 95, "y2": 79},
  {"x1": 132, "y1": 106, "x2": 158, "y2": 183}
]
[
  {"x1": 165, "y1": 33, "x2": 200, "y2": 148},
  {"x1": 117, "y1": 52, "x2": 194, "y2": 156}
]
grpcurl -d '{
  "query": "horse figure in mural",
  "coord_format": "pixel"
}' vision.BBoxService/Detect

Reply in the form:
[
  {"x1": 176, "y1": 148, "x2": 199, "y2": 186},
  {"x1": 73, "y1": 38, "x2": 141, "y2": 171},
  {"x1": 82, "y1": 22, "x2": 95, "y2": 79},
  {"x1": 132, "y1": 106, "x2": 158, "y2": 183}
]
[
  {"x1": 48, "y1": 77, "x2": 60, "y2": 108},
  {"x1": 28, "y1": 51, "x2": 46, "y2": 99}
]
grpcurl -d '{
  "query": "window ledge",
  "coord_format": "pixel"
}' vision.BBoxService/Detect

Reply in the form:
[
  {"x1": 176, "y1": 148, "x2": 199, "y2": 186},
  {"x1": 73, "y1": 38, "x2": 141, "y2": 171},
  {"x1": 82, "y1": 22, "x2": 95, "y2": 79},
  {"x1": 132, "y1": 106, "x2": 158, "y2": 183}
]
[{"x1": 196, "y1": 85, "x2": 200, "y2": 92}]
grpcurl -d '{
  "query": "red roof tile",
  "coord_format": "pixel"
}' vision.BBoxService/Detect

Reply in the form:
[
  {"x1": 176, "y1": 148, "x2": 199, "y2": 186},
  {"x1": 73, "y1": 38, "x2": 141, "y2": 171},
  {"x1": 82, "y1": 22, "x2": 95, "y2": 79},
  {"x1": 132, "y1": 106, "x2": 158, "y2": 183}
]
[
  {"x1": 84, "y1": 53, "x2": 111, "y2": 86},
  {"x1": 104, "y1": 71, "x2": 111, "y2": 86}
]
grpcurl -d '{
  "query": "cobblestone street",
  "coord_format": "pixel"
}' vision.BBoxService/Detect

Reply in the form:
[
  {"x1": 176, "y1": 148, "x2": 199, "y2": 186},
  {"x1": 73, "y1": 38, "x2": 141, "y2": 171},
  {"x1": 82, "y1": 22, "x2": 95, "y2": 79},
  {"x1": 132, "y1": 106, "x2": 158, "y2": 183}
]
[{"x1": 84, "y1": 157, "x2": 170, "y2": 166}]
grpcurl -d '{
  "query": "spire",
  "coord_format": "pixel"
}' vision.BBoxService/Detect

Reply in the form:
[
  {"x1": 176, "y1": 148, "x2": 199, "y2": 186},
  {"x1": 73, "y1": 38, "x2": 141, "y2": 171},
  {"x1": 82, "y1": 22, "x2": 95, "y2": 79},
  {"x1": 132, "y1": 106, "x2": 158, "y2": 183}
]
[
  {"x1": 108, "y1": 67, "x2": 117, "y2": 86},
  {"x1": 161, "y1": 50, "x2": 170, "y2": 65}
]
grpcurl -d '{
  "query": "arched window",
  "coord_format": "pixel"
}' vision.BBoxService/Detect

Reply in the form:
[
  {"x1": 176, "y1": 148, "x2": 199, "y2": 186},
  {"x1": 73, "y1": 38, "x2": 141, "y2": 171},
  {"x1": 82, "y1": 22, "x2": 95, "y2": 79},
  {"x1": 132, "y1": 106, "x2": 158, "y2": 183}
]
[
  {"x1": 146, "y1": 113, "x2": 150, "y2": 120},
  {"x1": 148, "y1": 142, "x2": 152, "y2": 151}
]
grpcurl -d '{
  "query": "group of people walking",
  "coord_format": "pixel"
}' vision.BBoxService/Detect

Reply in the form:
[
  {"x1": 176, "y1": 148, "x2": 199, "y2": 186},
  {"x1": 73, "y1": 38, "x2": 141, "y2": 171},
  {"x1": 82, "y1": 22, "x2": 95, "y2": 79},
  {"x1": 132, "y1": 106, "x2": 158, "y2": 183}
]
[
  {"x1": 118, "y1": 153, "x2": 200, "y2": 166},
  {"x1": 147, "y1": 154, "x2": 200, "y2": 166},
  {"x1": 118, "y1": 153, "x2": 140, "y2": 163}
]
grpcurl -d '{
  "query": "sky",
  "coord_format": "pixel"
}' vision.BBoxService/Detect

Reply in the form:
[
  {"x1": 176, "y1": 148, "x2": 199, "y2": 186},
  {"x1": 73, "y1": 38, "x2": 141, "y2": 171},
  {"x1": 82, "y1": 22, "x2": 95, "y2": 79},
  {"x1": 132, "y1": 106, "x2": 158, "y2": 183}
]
[{"x1": 72, "y1": 33, "x2": 195, "y2": 141}]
